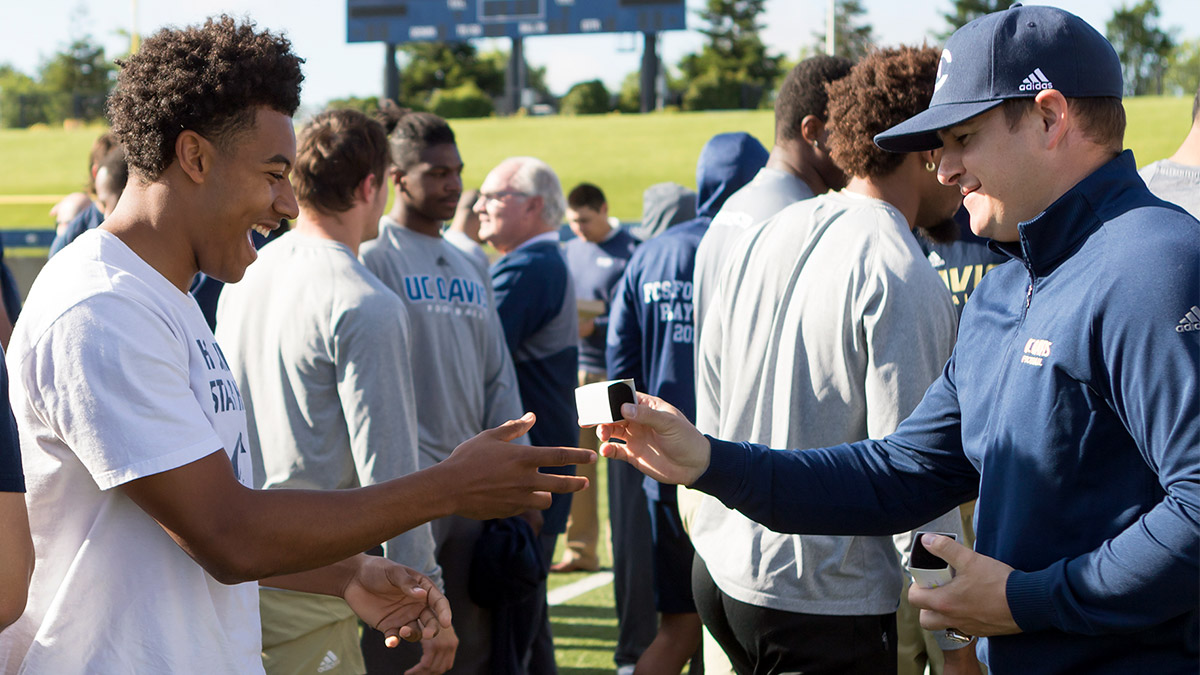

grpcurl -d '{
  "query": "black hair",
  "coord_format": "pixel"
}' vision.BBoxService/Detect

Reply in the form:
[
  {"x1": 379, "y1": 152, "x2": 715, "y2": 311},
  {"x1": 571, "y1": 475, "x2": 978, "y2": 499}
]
[
  {"x1": 567, "y1": 183, "x2": 606, "y2": 211},
  {"x1": 107, "y1": 15, "x2": 304, "y2": 179},
  {"x1": 775, "y1": 54, "x2": 855, "y2": 141},
  {"x1": 375, "y1": 100, "x2": 457, "y2": 171}
]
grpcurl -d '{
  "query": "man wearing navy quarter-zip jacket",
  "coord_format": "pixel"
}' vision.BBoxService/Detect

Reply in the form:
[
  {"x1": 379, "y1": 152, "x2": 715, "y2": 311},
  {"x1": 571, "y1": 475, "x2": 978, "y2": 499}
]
[{"x1": 594, "y1": 6, "x2": 1199, "y2": 675}]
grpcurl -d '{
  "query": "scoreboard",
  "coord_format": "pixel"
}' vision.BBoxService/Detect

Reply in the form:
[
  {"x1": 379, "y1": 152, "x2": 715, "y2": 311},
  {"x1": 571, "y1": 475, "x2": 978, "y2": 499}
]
[{"x1": 347, "y1": 0, "x2": 687, "y2": 43}]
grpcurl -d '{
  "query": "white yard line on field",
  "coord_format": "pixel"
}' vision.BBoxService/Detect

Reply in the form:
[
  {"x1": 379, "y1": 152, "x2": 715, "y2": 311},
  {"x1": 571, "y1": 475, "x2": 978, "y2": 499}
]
[{"x1": 547, "y1": 571, "x2": 613, "y2": 606}]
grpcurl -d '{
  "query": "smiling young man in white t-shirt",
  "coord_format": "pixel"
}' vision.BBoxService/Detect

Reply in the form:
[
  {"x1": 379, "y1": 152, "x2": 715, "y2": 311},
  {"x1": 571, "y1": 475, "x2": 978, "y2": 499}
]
[{"x1": 0, "y1": 16, "x2": 593, "y2": 674}]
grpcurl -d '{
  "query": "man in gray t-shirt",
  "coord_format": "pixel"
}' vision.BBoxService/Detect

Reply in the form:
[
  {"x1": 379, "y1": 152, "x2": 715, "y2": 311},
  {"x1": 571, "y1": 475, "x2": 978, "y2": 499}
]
[
  {"x1": 359, "y1": 107, "x2": 526, "y2": 675},
  {"x1": 217, "y1": 110, "x2": 444, "y2": 675},
  {"x1": 691, "y1": 47, "x2": 973, "y2": 675},
  {"x1": 692, "y1": 55, "x2": 853, "y2": 345},
  {"x1": 1139, "y1": 88, "x2": 1200, "y2": 219}
]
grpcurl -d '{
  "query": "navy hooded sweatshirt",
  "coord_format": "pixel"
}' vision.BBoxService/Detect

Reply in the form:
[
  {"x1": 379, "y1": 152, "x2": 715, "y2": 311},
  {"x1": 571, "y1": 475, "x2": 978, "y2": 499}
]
[
  {"x1": 606, "y1": 132, "x2": 768, "y2": 501},
  {"x1": 693, "y1": 151, "x2": 1200, "y2": 674}
]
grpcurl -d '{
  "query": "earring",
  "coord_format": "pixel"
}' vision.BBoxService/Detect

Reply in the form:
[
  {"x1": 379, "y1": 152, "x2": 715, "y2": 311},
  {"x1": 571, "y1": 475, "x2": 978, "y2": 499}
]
[
  {"x1": 812, "y1": 140, "x2": 820, "y2": 150},
  {"x1": 925, "y1": 161, "x2": 937, "y2": 172}
]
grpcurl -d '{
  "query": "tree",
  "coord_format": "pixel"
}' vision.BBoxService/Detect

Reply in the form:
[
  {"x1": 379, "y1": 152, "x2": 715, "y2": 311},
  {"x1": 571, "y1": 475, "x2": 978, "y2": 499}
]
[
  {"x1": 1163, "y1": 38, "x2": 1199, "y2": 97},
  {"x1": 938, "y1": 0, "x2": 1007, "y2": 41},
  {"x1": 616, "y1": 71, "x2": 641, "y2": 113},
  {"x1": 38, "y1": 36, "x2": 116, "y2": 123},
  {"x1": 325, "y1": 96, "x2": 381, "y2": 116},
  {"x1": 810, "y1": 0, "x2": 875, "y2": 60},
  {"x1": 475, "y1": 48, "x2": 554, "y2": 108},
  {"x1": 560, "y1": 80, "x2": 610, "y2": 115},
  {"x1": 677, "y1": 0, "x2": 782, "y2": 110},
  {"x1": 0, "y1": 64, "x2": 48, "y2": 128},
  {"x1": 395, "y1": 42, "x2": 504, "y2": 109},
  {"x1": 429, "y1": 82, "x2": 494, "y2": 119},
  {"x1": 1106, "y1": 0, "x2": 1175, "y2": 96}
]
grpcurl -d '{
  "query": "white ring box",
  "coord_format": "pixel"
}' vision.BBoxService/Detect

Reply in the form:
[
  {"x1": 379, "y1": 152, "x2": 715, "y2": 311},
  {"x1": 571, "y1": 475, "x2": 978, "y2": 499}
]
[
  {"x1": 908, "y1": 531, "x2": 957, "y2": 589},
  {"x1": 909, "y1": 531, "x2": 972, "y2": 644},
  {"x1": 575, "y1": 378, "x2": 636, "y2": 426}
]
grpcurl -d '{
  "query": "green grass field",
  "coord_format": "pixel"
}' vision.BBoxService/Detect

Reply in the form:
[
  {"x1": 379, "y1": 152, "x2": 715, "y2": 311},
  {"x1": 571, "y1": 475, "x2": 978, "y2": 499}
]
[
  {"x1": 3, "y1": 95, "x2": 1186, "y2": 230},
  {"x1": 547, "y1": 459, "x2": 623, "y2": 674}
]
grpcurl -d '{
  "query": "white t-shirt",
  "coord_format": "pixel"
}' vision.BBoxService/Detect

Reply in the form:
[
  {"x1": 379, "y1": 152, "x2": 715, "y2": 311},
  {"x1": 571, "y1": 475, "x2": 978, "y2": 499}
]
[{"x1": 0, "y1": 229, "x2": 261, "y2": 674}]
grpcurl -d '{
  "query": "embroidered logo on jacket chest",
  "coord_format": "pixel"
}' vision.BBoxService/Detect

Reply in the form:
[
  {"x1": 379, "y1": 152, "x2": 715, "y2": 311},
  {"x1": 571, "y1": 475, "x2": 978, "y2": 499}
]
[{"x1": 1020, "y1": 338, "x2": 1053, "y2": 367}]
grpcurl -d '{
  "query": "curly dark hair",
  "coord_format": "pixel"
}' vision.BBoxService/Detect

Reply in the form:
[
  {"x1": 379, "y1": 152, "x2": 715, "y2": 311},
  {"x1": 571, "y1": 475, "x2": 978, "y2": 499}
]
[
  {"x1": 107, "y1": 15, "x2": 304, "y2": 179},
  {"x1": 375, "y1": 100, "x2": 456, "y2": 171},
  {"x1": 293, "y1": 109, "x2": 390, "y2": 215},
  {"x1": 826, "y1": 46, "x2": 939, "y2": 179},
  {"x1": 775, "y1": 55, "x2": 854, "y2": 141}
]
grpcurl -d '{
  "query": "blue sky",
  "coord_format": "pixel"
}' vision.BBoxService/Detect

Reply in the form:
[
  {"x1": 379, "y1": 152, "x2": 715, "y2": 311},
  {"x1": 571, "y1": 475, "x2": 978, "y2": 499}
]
[{"x1": 2, "y1": 0, "x2": 1196, "y2": 112}]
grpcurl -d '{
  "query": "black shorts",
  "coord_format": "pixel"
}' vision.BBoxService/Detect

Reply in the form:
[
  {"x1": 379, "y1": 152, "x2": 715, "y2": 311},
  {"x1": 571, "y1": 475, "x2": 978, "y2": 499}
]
[{"x1": 647, "y1": 497, "x2": 697, "y2": 614}]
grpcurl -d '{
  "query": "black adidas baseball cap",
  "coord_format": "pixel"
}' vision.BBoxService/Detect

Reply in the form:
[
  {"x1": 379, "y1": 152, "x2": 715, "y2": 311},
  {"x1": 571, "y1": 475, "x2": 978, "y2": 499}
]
[{"x1": 874, "y1": 3, "x2": 1123, "y2": 153}]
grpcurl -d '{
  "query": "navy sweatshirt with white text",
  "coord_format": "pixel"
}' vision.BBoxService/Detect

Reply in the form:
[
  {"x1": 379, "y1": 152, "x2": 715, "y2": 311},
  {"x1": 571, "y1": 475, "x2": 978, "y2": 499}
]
[{"x1": 607, "y1": 132, "x2": 768, "y2": 501}]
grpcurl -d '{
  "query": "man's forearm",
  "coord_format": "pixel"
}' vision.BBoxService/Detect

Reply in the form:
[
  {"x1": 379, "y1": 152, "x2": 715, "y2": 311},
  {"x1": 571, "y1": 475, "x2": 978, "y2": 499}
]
[
  {"x1": 694, "y1": 437, "x2": 976, "y2": 537},
  {"x1": 126, "y1": 416, "x2": 587, "y2": 586},
  {"x1": 221, "y1": 463, "x2": 462, "y2": 582},
  {"x1": 0, "y1": 492, "x2": 34, "y2": 628},
  {"x1": 125, "y1": 452, "x2": 461, "y2": 585},
  {"x1": 262, "y1": 553, "x2": 366, "y2": 596}
]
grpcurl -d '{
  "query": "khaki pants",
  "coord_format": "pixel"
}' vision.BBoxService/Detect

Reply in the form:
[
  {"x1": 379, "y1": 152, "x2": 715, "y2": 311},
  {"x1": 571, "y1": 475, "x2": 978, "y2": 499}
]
[
  {"x1": 260, "y1": 587, "x2": 366, "y2": 675},
  {"x1": 558, "y1": 369, "x2": 604, "y2": 569},
  {"x1": 896, "y1": 501, "x2": 983, "y2": 675}
]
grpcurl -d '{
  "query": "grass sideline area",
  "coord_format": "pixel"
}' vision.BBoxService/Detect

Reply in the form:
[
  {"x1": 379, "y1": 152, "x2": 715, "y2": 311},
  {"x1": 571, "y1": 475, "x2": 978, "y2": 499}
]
[
  {"x1": 547, "y1": 458, "x2": 625, "y2": 674},
  {"x1": 1, "y1": 95, "x2": 1188, "y2": 232}
]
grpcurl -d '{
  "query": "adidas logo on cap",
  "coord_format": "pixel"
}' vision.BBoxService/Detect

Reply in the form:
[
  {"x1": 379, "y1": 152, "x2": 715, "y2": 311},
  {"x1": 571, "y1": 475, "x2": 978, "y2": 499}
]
[
  {"x1": 1177, "y1": 306, "x2": 1200, "y2": 333},
  {"x1": 1019, "y1": 68, "x2": 1053, "y2": 91}
]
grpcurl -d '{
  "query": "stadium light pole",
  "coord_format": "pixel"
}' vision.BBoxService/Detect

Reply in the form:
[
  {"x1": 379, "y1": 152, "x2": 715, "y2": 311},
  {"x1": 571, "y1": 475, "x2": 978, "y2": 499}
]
[
  {"x1": 506, "y1": 37, "x2": 527, "y2": 115},
  {"x1": 640, "y1": 31, "x2": 658, "y2": 113},
  {"x1": 384, "y1": 43, "x2": 400, "y2": 104},
  {"x1": 826, "y1": 0, "x2": 836, "y2": 55}
]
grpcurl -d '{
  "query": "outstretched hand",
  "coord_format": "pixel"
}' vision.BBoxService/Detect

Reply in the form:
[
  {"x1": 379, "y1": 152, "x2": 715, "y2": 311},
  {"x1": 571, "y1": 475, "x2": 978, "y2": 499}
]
[
  {"x1": 407, "y1": 625, "x2": 458, "y2": 675},
  {"x1": 441, "y1": 412, "x2": 595, "y2": 520},
  {"x1": 908, "y1": 533, "x2": 1021, "y2": 638},
  {"x1": 343, "y1": 556, "x2": 452, "y2": 648},
  {"x1": 594, "y1": 392, "x2": 711, "y2": 486}
]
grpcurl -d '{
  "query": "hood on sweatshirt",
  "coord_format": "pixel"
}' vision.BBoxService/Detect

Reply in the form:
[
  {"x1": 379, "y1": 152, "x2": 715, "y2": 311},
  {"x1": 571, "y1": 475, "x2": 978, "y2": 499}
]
[
  {"x1": 695, "y1": 132, "x2": 769, "y2": 219},
  {"x1": 636, "y1": 182, "x2": 698, "y2": 241}
]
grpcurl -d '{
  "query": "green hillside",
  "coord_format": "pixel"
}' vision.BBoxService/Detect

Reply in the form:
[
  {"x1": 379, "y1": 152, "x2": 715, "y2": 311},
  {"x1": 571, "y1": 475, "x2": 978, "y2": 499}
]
[{"x1": 0, "y1": 96, "x2": 1190, "y2": 230}]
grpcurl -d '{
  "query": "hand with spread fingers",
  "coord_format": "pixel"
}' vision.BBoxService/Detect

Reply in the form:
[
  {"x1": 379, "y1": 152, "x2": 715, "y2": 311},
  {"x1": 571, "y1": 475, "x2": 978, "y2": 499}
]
[
  {"x1": 343, "y1": 556, "x2": 452, "y2": 650},
  {"x1": 907, "y1": 533, "x2": 1021, "y2": 638},
  {"x1": 438, "y1": 412, "x2": 596, "y2": 520},
  {"x1": 593, "y1": 392, "x2": 711, "y2": 486}
]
